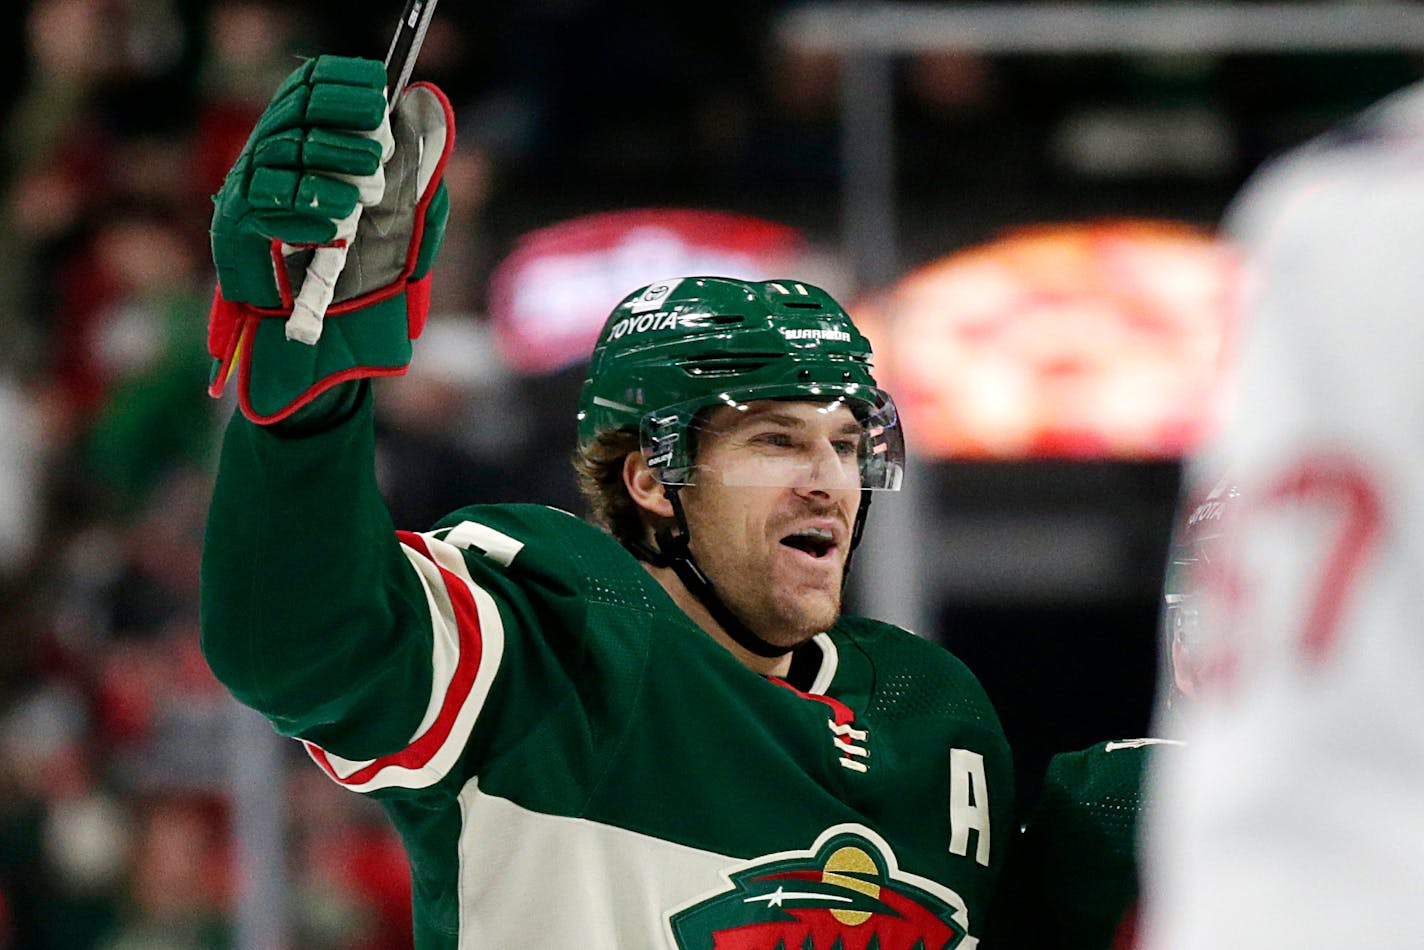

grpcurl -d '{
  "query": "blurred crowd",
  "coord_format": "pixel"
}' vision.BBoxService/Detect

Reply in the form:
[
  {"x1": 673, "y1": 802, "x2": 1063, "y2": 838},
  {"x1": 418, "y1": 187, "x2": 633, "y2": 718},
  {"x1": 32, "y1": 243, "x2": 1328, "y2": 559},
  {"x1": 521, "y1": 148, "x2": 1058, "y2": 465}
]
[
  {"x1": 0, "y1": 1, "x2": 824, "y2": 945},
  {"x1": 0, "y1": 0, "x2": 1415, "y2": 947},
  {"x1": 0, "y1": 2, "x2": 509, "y2": 946}
]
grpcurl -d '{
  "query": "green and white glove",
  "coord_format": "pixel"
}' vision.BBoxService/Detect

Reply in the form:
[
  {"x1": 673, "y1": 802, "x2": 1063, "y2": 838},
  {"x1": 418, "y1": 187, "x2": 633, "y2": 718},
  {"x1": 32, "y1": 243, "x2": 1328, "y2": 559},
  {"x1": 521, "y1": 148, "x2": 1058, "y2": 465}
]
[{"x1": 208, "y1": 55, "x2": 454, "y2": 423}]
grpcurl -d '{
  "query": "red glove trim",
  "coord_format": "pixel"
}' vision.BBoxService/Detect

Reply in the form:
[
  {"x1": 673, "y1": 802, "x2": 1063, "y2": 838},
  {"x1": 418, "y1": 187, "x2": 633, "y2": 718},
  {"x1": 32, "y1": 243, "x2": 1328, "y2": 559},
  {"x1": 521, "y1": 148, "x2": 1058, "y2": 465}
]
[
  {"x1": 406, "y1": 273, "x2": 432, "y2": 340},
  {"x1": 208, "y1": 285, "x2": 245, "y2": 364},
  {"x1": 235, "y1": 353, "x2": 408, "y2": 426},
  {"x1": 207, "y1": 286, "x2": 252, "y2": 399},
  {"x1": 207, "y1": 292, "x2": 410, "y2": 424}
]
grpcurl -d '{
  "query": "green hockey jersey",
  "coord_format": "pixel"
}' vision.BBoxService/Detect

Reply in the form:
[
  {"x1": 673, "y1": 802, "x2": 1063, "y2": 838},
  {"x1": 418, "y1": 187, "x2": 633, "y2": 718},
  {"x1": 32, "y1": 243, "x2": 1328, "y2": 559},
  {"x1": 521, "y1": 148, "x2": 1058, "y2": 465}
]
[
  {"x1": 201, "y1": 390, "x2": 1014, "y2": 949},
  {"x1": 996, "y1": 738, "x2": 1182, "y2": 950}
]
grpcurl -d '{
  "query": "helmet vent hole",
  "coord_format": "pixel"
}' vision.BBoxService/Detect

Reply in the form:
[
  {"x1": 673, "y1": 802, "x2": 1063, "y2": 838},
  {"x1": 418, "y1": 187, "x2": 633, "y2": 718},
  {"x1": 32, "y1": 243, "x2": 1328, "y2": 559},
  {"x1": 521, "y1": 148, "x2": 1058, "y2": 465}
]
[
  {"x1": 709, "y1": 314, "x2": 745, "y2": 325},
  {"x1": 679, "y1": 357, "x2": 776, "y2": 378},
  {"x1": 779, "y1": 301, "x2": 825, "y2": 310}
]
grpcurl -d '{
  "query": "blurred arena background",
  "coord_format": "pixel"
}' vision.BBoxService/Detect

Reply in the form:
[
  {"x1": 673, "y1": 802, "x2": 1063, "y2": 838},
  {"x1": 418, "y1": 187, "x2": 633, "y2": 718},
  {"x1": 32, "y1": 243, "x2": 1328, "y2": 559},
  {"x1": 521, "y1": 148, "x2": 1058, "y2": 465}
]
[{"x1": 0, "y1": 1, "x2": 1417, "y2": 946}]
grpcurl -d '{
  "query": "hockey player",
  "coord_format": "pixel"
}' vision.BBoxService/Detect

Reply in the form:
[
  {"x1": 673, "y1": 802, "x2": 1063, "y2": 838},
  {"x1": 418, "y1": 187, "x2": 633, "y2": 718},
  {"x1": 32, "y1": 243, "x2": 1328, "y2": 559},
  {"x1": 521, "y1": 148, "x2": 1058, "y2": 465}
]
[
  {"x1": 200, "y1": 56, "x2": 1014, "y2": 948},
  {"x1": 1140, "y1": 82, "x2": 1424, "y2": 949},
  {"x1": 989, "y1": 482, "x2": 1227, "y2": 950}
]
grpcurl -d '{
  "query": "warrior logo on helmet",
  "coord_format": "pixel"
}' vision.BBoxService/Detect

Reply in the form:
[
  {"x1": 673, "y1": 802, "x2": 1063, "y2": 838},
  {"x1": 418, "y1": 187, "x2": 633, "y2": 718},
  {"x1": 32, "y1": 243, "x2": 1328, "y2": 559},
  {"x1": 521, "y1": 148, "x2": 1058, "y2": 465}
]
[{"x1": 666, "y1": 825, "x2": 971, "y2": 950}]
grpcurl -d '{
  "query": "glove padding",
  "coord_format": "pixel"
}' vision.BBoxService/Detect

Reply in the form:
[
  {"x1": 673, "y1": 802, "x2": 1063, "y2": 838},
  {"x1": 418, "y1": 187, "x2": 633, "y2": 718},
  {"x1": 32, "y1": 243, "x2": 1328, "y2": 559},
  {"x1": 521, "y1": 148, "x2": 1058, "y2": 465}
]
[{"x1": 208, "y1": 55, "x2": 454, "y2": 423}]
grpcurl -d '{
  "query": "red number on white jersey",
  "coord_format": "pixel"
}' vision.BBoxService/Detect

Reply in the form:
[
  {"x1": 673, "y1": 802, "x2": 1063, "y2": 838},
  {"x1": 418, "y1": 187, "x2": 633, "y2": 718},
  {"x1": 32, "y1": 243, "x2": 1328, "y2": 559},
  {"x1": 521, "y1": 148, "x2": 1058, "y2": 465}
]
[{"x1": 1199, "y1": 452, "x2": 1383, "y2": 694}]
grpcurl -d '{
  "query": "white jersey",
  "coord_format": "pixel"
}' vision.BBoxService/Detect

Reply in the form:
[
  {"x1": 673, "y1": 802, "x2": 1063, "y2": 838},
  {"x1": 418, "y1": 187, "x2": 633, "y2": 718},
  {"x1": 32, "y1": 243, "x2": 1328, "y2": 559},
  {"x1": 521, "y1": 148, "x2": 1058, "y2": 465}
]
[{"x1": 1142, "y1": 81, "x2": 1424, "y2": 948}]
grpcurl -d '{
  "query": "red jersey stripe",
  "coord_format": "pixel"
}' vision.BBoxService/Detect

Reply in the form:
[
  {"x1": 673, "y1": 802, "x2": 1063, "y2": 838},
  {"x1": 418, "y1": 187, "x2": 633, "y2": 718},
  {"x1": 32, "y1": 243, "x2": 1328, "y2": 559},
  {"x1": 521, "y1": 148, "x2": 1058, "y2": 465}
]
[{"x1": 306, "y1": 530, "x2": 486, "y2": 786}]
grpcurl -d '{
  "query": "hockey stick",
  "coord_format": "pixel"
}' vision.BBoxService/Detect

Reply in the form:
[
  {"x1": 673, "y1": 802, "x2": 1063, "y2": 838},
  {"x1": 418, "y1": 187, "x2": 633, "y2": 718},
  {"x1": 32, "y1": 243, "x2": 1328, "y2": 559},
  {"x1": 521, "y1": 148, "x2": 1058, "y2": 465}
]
[{"x1": 285, "y1": 0, "x2": 440, "y2": 345}]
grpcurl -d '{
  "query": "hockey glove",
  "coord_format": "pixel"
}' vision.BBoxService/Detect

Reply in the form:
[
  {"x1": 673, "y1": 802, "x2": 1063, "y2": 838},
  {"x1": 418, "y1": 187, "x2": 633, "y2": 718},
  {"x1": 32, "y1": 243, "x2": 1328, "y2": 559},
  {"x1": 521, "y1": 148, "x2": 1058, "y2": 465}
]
[{"x1": 208, "y1": 55, "x2": 454, "y2": 423}]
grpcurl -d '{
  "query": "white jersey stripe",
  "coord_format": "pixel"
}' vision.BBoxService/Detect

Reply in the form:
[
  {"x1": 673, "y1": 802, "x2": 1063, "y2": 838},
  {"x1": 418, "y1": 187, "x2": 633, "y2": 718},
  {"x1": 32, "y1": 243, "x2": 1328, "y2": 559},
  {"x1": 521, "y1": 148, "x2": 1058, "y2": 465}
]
[
  {"x1": 455, "y1": 779, "x2": 738, "y2": 949},
  {"x1": 807, "y1": 632, "x2": 839, "y2": 695},
  {"x1": 303, "y1": 530, "x2": 507, "y2": 792},
  {"x1": 307, "y1": 538, "x2": 465, "y2": 780}
]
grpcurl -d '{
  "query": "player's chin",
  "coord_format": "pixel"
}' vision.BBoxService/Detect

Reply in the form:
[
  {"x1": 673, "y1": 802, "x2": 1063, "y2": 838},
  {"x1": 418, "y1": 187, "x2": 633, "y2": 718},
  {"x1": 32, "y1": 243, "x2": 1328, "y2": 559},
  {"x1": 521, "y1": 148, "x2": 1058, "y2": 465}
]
[
  {"x1": 766, "y1": 557, "x2": 844, "y2": 635},
  {"x1": 779, "y1": 588, "x2": 842, "y2": 640}
]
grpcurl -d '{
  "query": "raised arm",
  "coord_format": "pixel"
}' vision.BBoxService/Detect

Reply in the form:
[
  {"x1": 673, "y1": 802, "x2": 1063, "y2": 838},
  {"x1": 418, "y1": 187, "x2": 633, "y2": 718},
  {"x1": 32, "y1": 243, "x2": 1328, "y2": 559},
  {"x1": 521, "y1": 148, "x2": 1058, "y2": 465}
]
[
  {"x1": 200, "y1": 56, "x2": 455, "y2": 761},
  {"x1": 203, "y1": 383, "x2": 430, "y2": 755}
]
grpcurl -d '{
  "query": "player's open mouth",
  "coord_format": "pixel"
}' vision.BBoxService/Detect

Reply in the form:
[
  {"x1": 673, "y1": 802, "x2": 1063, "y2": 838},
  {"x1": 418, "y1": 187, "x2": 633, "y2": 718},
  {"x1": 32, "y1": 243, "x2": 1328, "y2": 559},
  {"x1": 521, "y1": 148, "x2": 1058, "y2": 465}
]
[{"x1": 780, "y1": 527, "x2": 838, "y2": 560}]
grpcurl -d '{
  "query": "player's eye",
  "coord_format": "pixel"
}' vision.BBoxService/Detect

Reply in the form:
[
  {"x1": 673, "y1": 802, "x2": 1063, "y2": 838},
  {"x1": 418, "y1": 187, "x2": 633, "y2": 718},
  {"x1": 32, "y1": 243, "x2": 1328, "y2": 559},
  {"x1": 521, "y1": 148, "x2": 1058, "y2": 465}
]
[
  {"x1": 748, "y1": 431, "x2": 795, "y2": 449},
  {"x1": 832, "y1": 439, "x2": 859, "y2": 458}
]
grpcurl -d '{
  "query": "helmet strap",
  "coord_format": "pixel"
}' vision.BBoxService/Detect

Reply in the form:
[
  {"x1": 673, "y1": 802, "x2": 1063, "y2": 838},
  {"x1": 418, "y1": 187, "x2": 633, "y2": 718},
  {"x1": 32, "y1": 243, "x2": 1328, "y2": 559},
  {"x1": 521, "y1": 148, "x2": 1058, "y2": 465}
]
[
  {"x1": 842, "y1": 489, "x2": 872, "y2": 586},
  {"x1": 647, "y1": 487, "x2": 793, "y2": 659},
  {"x1": 624, "y1": 536, "x2": 672, "y2": 568}
]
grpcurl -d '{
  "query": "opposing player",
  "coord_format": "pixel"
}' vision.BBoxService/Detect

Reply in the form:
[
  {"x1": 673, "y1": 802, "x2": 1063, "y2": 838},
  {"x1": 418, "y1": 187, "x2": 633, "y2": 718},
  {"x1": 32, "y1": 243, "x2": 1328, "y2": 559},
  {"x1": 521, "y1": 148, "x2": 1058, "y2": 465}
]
[
  {"x1": 1140, "y1": 82, "x2": 1424, "y2": 948},
  {"x1": 199, "y1": 57, "x2": 1013, "y2": 947}
]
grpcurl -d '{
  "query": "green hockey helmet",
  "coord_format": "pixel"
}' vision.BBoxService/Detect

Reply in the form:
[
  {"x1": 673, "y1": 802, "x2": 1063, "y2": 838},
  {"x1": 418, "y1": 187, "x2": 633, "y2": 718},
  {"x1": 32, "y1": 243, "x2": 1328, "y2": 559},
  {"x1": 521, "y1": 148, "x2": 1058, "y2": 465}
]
[{"x1": 576, "y1": 276, "x2": 904, "y2": 491}]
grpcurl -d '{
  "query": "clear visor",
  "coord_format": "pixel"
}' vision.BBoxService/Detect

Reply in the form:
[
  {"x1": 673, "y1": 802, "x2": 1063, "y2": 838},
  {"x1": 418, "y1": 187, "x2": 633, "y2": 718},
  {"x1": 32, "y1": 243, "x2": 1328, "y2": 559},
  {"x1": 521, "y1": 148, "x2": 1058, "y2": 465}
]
[
  {"x1": 1160, "y1": 548, "x2": 1208, "y2": 652},
  {"x1": 641, "y1": 388, "x2": 905, "y2": 491},
  {"x1": 1161, "y1": 591, "x2": 1200, "y2": 647}
]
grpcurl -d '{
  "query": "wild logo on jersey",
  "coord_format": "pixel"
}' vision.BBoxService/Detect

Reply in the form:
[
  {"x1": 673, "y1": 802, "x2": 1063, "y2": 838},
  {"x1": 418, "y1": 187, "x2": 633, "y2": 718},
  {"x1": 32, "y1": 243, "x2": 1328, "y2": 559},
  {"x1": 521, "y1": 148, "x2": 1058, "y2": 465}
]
[{"x1": 667, "y1": 825, "x2": 968, "y2": 950}]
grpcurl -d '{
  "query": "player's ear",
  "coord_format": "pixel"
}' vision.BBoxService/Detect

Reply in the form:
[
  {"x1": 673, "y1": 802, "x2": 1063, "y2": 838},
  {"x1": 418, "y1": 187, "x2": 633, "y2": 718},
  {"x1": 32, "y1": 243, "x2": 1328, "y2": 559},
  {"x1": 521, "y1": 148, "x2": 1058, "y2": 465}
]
[{"x1": 624, "y1": 451, "x2": 674, "y2": 519}]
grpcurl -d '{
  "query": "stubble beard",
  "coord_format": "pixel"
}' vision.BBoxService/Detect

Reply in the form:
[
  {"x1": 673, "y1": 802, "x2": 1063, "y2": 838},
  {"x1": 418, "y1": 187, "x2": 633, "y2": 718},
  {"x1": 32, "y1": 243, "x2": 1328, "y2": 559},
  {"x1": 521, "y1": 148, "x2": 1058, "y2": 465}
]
[{"x1": 715, "y1": 552, "x2": 845, "y2": 649}]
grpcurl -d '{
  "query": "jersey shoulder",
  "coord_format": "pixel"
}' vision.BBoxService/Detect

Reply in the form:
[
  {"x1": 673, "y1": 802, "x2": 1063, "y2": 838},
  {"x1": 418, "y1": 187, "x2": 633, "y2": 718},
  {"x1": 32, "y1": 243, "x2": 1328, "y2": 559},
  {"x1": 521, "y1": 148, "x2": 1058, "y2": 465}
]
[
  {"x1": 430, "y1": 502, "x2": 619, "y2": 556},
  {"x1": 1044, "y1": 738, "x2": 1184, "y2": 803},
  {"x1": 427, "y1": 502, "x2": 654, "y2": 599},
  {"x1": 831, "y1": 615, "x2": 1004, "y2": 730},
  {"x1": 1226, "y1": 81, "x2": 1424, "y2": 248}
]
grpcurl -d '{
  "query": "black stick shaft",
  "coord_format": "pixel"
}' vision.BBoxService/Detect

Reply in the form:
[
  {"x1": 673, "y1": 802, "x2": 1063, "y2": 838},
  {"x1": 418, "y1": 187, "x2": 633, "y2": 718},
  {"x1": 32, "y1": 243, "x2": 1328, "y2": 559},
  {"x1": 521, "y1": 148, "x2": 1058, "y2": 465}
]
[{"x1": 383, "y1": 0, "x2": 439, "y2": 102}]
